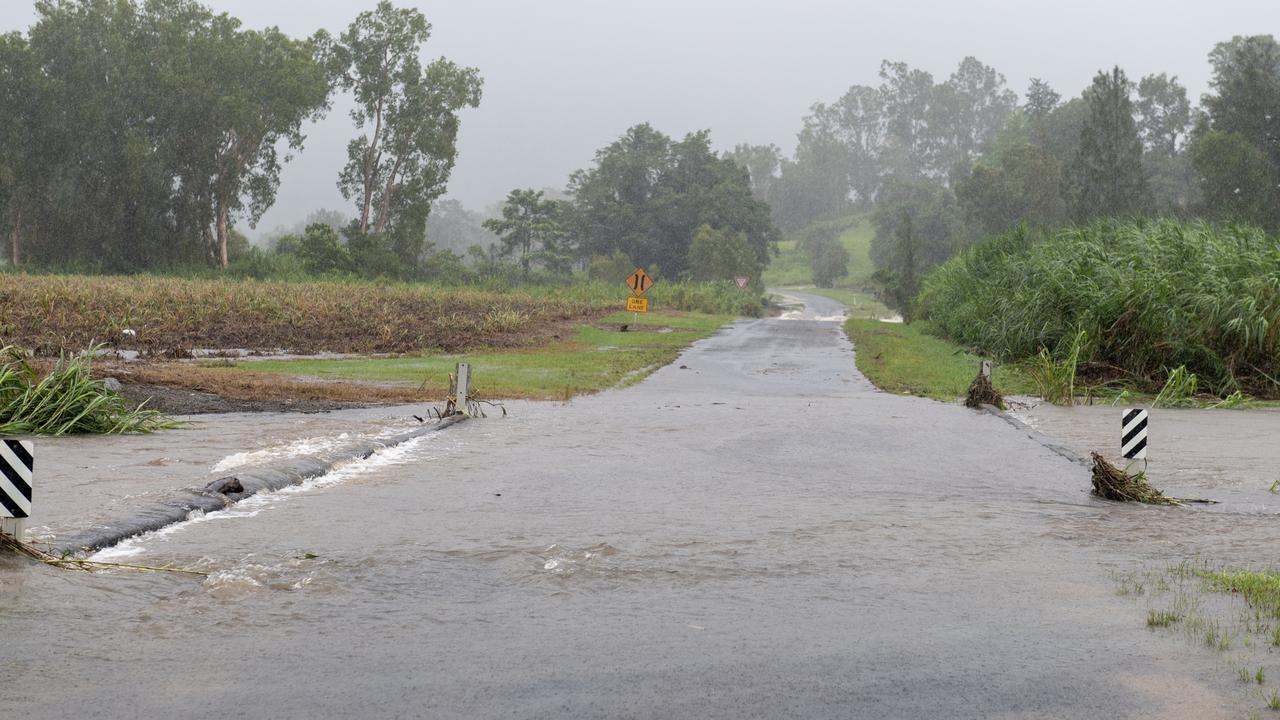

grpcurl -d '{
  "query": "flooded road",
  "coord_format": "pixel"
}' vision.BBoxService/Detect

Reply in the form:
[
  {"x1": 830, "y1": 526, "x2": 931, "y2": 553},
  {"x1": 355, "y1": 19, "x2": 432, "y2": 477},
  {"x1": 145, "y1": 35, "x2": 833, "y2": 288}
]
[{"x1": 0, "y1": 292, "x2": 1254, "y2": 718}]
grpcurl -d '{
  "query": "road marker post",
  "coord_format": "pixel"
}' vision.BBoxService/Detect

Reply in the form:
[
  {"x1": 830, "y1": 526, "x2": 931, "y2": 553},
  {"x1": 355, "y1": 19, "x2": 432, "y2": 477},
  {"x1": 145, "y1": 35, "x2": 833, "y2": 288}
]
[
  {"x1": 1121, "y1": 408, "x2": 1148, "y2": 474},
  {"x1": 443, "y1": 362, "x2": 474, "y2": 417},
  {"x1": 980, "y1": 360, "x2": 992, "y2": 380},
  {"x1": 0, "y1": 439, "x2": 33, "y2": 540}
]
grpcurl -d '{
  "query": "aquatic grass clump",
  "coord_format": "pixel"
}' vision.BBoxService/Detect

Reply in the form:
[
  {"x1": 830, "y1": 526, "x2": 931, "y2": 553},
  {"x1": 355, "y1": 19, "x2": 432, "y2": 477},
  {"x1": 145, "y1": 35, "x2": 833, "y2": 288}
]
[
  {"x1": 918, "y1": 219, "x2": 1280, "y2": 397},
  {"x1": 1147, "y1": 609, "x2": 1182, "y2": 627},
  {"x1": 0, "y1": 345, "x2": 181, "y2": 435}
]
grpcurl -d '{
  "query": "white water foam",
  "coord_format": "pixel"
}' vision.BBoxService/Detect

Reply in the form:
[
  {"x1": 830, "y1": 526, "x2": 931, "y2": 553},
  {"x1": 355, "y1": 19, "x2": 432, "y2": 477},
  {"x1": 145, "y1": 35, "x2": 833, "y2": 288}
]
[
  {"x1": 91, "y1": 433, "x2": 444, "y2": 562},
  {"x1": 210, "y1": 433, "x2": 357, "y2": 473},
  {"x1": 779, "y1": 309, "x2": 847, "y2": 322}
]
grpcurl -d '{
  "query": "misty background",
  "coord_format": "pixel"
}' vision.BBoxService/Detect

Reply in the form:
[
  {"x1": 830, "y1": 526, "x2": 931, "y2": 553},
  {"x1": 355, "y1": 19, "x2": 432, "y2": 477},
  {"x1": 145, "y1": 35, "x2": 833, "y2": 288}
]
[{"x1": 1, "y1": 0, "x2": 1276, "y2": 237}]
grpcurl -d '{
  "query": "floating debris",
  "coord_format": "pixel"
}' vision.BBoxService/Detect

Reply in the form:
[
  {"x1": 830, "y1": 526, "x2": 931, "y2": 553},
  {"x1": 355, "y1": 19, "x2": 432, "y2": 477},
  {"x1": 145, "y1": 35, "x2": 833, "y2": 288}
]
[
  {"x1": 1090, "y1": 452, "x2": 1179, "y2": 505},
  {"x1": 964, "y1": 369, "x2": 1004, "y2": 409}
]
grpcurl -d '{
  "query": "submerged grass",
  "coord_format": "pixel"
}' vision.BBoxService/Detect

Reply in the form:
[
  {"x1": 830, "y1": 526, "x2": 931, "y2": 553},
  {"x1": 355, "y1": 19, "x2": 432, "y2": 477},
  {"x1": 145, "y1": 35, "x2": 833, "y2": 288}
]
[
  {"x1": 0, "y1": 345, "x2": 180, "y2": 435},
  {"x1": 919, "y1": 219, "x2": 1280, "y2": 398},
  {"x1": 1197, "y1": 569, "x2": 1280, "y2": 620}
]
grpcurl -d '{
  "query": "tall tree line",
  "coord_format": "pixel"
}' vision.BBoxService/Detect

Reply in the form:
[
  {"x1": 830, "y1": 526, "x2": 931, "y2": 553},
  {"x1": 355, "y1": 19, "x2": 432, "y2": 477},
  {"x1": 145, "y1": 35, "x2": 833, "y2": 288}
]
[
  {"x1": 0, "y1": 0, "x2": 480, "y2": 273},
  {"x1": 735, "y1": 38, "x2": 1280, "y2": 312},
  {"x1": 484, "y1": 123, "x2": 780, "y2": 284}
]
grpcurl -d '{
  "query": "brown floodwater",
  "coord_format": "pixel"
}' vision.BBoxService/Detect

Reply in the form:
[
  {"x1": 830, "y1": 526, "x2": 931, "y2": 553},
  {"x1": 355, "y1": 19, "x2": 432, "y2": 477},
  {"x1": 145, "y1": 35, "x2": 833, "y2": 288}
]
[{"x1": 0, "y1": 292, "x2": 1262, "y2": 718}]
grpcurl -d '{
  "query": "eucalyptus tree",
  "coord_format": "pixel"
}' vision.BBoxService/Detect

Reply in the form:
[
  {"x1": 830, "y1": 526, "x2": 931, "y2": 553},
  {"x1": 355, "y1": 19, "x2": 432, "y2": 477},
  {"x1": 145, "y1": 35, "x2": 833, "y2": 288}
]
[
  {"x1": 0, "y1": 32, "x2": 36, "y2": 266},
  {"x1": 1024, "y1": 78, "x2": 1061, "y2": 124},
  {"x1": 1135, "y1": 74, "x2": 1191, "y2": 157},
  {"x1": 878, "y1": 60, "x2": 938, "y2": 179},
  {"x1": 568, "y1": 124, "x2": 778, "y2": 276},
  {"x1": 483, "y1": 189, "x2": 567, "y2": 278},
  {"x1": 1135, "y1": 74, "x2": 1195, "y2": 212},
  {"x1": 199, "y1": 21, "x2": 332, "y2": 268},
  {"x1": 931, "y1": 57, "x2": 1018, "y2": 177},
  {"x1": 1192, "y1": 131, "x2": 1278, "y2": 230},
  {"x1": 333, "y1": 1, "x2": 483, "y2": 266},
  {"x1": 1196, "y1": 35, "x2": 1280, "y2": 225},
  {"x1": 12, "y1": 0, "x2": 329, "y2": 270},
  {"x1": 1203, "y1": 35, "x2": 1280, "y2": 171},
  {"x1": 825, "y1": 84, "x2": 885, "y2": 205},
  {"x1": 1071, "y1": 67, "x2": 1150, "y2": 220},
  {"x1": 724, "y1": 143, "x2": 783, "y2": 205},
  {"x1": 955, "y1": 144, "x2": 1068, "y2": 236}
]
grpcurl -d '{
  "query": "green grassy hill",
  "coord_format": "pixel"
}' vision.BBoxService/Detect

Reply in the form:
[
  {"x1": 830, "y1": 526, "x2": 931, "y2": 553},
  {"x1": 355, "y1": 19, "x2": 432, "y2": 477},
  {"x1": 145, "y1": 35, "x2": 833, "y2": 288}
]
[{"x1": 764, "y1": 216, "x2": 893, "y2": 320}]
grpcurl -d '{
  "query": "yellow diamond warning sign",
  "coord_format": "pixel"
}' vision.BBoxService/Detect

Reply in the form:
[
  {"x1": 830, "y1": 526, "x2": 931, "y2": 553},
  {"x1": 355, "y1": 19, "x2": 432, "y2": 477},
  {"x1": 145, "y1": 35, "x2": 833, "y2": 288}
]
[
  {"x1": 626, "y1": 296, "x2": 649, "y2": 313},
  {"x1": 625, "y1": 268, "x2": 654, "y2": 296}
]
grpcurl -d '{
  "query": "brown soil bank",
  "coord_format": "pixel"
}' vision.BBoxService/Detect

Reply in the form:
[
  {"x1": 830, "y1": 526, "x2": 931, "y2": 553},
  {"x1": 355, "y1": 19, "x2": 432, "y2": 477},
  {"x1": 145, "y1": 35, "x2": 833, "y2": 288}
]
[{"x1": 0, "y1": 273, "x2": 613, "y2": 356}]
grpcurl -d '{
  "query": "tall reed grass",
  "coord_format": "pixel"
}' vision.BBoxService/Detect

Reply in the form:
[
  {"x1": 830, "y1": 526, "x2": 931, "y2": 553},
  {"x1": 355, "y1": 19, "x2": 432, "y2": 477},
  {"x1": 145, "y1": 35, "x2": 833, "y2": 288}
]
[{"x1": 919, "y1": 220, "x2": 1280, "y2": 396}]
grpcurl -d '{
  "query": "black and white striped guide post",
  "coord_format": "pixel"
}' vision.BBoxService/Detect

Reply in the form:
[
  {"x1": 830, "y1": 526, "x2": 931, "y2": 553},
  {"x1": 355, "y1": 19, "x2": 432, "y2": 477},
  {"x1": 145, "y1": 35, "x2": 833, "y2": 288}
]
[
  {"x1": 1121, "y1": 409, "x2": 1148, "y2": 461},
  {"x1": 0, "y1": 439, "x2": 33, "y2": 538}
]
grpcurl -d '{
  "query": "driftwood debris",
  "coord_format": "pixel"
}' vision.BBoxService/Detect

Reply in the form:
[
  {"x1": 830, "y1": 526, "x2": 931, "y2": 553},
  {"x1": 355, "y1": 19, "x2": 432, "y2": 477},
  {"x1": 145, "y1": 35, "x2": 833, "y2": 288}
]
[
  {"x1": 964, "y1": 370, "x2": 1004, "y2": 409},
  {"x1": 1089, "y1": 452, "x2": 1179, "y2": 505}
]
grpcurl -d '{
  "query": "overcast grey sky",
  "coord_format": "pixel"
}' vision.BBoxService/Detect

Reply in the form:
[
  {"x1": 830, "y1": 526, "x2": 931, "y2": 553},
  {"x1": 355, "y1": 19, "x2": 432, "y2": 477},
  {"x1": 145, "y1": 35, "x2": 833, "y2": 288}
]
[{"x1": 2, "y1": 0, "x2": 1277, "y2": 236}]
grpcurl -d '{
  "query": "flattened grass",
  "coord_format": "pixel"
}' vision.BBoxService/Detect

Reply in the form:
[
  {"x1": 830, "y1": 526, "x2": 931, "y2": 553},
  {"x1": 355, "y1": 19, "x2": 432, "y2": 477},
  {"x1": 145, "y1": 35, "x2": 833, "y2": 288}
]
[{"x1": 0, "y1": 346, "x2": 180, "y2": 435}]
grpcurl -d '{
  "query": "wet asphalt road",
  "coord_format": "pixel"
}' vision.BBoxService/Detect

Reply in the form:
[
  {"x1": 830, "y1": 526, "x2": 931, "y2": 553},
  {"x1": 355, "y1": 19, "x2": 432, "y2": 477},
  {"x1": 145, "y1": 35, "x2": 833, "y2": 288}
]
[{"x1": 0, "y1": 292, "x2": 1244, "y2": 718}]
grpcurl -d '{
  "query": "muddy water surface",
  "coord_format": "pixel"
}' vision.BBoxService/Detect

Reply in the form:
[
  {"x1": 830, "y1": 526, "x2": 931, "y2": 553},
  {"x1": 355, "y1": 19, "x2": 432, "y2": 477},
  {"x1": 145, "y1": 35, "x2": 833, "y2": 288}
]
[{"x1": 0, "y1": 293, "x2": 1258, "y2": 718}]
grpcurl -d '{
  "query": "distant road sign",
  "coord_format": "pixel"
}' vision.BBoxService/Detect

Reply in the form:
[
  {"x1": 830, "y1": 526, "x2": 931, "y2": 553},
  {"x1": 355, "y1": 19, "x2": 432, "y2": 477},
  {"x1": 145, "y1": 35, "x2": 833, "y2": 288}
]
[
  {"x1": 625, "y1": 268, "x2": 654, "y2": 296},
  {"x1": 735, "y1": 277, "x2": 749, "y2": 289},
  {"x1": 626, "y1": 297, "x2": 649, "y2": 313}
]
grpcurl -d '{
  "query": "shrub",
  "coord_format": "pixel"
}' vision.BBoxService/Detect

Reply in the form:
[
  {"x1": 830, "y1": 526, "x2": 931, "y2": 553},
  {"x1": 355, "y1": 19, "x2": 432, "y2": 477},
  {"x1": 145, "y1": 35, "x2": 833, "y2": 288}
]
[{"x1": 919, "y1": 219, "x2": 1280, "y2": 396}]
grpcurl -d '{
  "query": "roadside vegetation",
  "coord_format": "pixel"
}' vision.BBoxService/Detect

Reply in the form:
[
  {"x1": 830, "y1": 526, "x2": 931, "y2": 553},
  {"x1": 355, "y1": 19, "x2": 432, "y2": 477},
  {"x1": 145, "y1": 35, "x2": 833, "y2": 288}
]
[
  {"x1": 920, "y1": 220, "x2": 1280, "y2": 400},
  {"x1": 0, "y1": 273, "x2": 757, "y2": 358},
  {"x1": 190, "y1": 311, "x2": 729, "y2": 401},
  {"x1": 0, "y1": 346, "x2": 178, "y2": 435},
  {"x1": 843, "y1": 319, "x2": 1035, "y2": 401}
]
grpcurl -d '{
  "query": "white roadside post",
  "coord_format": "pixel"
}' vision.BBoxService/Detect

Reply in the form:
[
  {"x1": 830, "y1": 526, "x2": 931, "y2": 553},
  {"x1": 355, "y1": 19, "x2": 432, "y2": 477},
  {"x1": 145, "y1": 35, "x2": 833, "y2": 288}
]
[
  {"x1": 454, "y1": 362, "x2": 472, "y2": 416},
  {"x1": 0, "y1": 439, "x2": 33, "y2": 540},
  {"x1": 980, "y1": 360, "x2": 993, "y2": 380},
  {"x1": 1121, "y1": 409, "x2": 1149, "y2": 474}
]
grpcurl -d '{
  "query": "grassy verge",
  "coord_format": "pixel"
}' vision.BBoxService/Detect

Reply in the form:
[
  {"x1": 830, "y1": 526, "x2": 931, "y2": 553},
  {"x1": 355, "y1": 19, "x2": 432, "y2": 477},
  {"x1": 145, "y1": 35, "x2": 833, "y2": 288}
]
[
  {"x1": 844, "y1": 318, "x2": 1036, "y2": 401},
  {"x1": 164, "y1": 310, "x2": 730, "y2": 401}
]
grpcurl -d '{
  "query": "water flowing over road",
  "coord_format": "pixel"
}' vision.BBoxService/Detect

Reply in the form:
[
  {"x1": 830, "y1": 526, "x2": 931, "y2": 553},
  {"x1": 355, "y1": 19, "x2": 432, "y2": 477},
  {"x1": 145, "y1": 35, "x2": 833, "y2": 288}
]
[{"x1": 0, "y1": 293, "x2": 1253, "y2": 718}]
